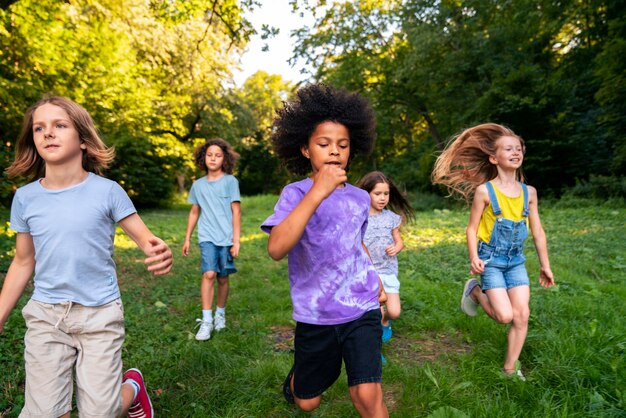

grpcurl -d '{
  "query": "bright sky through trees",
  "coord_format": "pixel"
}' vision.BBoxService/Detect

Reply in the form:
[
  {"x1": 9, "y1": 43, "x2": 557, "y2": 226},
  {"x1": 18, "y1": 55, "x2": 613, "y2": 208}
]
[{"x1": 234, "y1": 0, "x2": 312, "y2": 85}]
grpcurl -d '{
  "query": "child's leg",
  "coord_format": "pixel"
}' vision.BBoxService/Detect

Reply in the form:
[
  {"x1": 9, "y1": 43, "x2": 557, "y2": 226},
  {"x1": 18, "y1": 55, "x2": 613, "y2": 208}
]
[
  {"x1": 343, "y1": 310, "x2": 388, "y2": 417},
  {"x1": 73, "y1": 300, "x2": 125, "y2": 416},
  {"x1": 349, "y1": 382, "x2": 388, "y2": 418},
  {"x1": 21, "y1": 300, "x2": 76, "y2": 418},
  {"x1": 216, "y1": 276, "x2": 229, "y2": 309},
  {"x1": 289, "y1": 321, "x2": 342, "y2": 412},
  {"x1": 503, "y1": 285, "x2": 530, "y2": 372},
  {"x1": 201, "y1": 271, "x2": 217, "y2": 309},
  {"x1": 472, "y1": 287, "x2": 513, "y2": 323},
  {"x1": 382, "y1": 293, "x2": 400, "y2": 324}
]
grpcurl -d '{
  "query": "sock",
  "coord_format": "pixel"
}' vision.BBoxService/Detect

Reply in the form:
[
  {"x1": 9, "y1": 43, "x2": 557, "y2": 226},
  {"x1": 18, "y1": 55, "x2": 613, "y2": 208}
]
[
  {"x1": 202, "y1": 309, "x2": 213, "y2": 322},
  {"x1": 216, "y1": 307, "x2": 225, "y2": 316},
  {"x1": 123, "y1": 378, "x2": 139, "y2": 403}
]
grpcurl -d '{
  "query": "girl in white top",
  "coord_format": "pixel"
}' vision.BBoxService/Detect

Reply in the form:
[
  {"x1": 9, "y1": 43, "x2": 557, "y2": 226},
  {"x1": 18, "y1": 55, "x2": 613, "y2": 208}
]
[
  {"x1": 357, "y1": 171, "x2": 414, "y2": 346},
  {"x1": 0, "y1": 96, "x2": 172, "y2": 418}
]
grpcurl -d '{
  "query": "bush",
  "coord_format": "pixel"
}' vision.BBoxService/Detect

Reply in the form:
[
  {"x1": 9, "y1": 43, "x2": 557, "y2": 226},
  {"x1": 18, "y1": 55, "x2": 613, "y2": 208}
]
[
  {"x1": 106, "y1": 134, "x2": 178, "y2": 208},
  {"x1": 564, "y1": 175, "x2": 626, "y2": 199}
]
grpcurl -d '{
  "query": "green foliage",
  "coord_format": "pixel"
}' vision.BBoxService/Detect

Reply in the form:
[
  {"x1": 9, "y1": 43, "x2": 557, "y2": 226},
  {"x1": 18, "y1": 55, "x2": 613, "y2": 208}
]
[
  {"x1": 1, "y1": 197, "x2": 625, "y2": 416},
  {"x1": 292, "y1": 0, "x2": 626, "y2": 195},
  {"x1": 563, "y1": 175, "x2": 626, "y2": 200},
  {"x1": 106, "y1": 133, "x2": 179, "y2": 208},
  {"x1": 0, "y1": 0, "x2": 258, "y2": 207}
]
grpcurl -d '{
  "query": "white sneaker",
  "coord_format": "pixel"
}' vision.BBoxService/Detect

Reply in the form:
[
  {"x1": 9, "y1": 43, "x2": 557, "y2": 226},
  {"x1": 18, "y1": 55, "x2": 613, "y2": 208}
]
[
  {"x1": 461, "y1": 279, "x2": 480, "y2": 316},
  {"x1": 195, "y1": 319, "x2": 213, "y2": 340},
  {"x1": 214, "y1": 313, "x2": 226, "y2": 331}
]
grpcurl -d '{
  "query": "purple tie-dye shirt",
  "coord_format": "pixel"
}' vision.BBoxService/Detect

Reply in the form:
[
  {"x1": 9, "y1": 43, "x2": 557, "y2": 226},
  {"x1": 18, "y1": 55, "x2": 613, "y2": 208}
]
[{"x1": 261, "y1": 178, "x2": 381, "y2": 325}]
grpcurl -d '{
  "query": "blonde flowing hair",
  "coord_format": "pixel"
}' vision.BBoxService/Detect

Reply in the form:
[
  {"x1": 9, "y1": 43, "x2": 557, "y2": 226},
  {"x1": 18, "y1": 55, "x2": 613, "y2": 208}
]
[
  {"x1": 431, "y1": 123, "x2": 525, "y2": 202},
  {"x1": 6, "y1": 95, "x2": 115, "y2": 180}
]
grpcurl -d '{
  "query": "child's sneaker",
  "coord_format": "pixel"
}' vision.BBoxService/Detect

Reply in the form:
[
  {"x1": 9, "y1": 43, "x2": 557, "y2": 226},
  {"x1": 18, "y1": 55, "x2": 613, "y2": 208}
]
[
  {"x1": 282, "y1": 367, "x2": 295, "y2": 404},
  {"x1": 195, "y1": 319, "x2": 213, "y2": 340},
  {"x1": 501, "y1": 361, "x2": 526, "y2": 381},
  {"x1": 381, "y1": 322, "x2": 392, "y2": 343},
  {"x1": 124, "y1": 368, "x2": 154, "y2": 418},
  {"x1": 461, "y1": 278, "x2": 480, "y2": 316},
  {"x1": 214, "y1": 312, "x2": 226, "y2": 331}
]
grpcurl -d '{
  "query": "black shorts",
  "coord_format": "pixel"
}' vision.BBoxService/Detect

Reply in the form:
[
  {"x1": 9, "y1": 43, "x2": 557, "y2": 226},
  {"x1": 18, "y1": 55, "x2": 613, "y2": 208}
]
[{"x1": 292, "y1": 309, "x2": 383, "y2": 399}]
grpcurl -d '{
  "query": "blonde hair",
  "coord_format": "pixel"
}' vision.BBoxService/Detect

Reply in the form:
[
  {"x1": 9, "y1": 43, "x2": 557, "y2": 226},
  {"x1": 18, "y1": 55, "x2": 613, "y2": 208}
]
[
  {"x1": 6, "y1": 95, "x2": 115, "y2": 180},
  {"x1": 431, "y1": 123, "x2": 525, "y2": 202}
]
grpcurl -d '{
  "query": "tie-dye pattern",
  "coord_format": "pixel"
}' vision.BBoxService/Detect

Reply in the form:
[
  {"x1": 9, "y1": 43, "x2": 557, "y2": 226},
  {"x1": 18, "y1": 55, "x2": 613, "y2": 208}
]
[{"x1": 261, "y1": 178, "x2": 380, "y2": 325}]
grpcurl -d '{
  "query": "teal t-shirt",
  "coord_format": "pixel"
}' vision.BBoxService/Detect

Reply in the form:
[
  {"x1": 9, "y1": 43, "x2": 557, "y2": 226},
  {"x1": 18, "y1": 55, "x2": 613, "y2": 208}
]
[{"x1": 188, "y1": 174, "x2": 240, "y2": 246}]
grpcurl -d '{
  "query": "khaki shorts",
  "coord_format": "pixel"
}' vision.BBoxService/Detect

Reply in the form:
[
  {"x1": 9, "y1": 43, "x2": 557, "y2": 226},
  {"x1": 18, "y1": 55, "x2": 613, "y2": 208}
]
[{"x1": 20, "y1": 299, "x2": 125, "y2": 418}]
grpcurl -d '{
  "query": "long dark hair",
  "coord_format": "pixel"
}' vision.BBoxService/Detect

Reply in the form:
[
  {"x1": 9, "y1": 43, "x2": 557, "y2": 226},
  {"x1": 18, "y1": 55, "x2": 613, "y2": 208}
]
[{"x1": 357, "y1": 171, "x2": 415, "y2": 223}]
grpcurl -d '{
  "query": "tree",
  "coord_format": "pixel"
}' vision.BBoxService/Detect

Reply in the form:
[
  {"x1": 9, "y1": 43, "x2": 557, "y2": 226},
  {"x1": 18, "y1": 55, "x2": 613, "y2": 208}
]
[{"x1": 0, "y1": 0, "x2": 258, "y2": 206}]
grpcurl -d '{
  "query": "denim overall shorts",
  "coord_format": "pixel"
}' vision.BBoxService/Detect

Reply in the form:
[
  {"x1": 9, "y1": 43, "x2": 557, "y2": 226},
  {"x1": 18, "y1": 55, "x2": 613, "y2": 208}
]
[{"x1": 478, "y1": 182, "x2": 531, "y2": 290}]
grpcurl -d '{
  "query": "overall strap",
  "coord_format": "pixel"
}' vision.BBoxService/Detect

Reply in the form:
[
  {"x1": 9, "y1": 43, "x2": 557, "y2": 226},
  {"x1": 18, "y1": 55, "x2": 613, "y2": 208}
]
[
  {"x1": 485, "y1": 181, "x2": 502, "y2": 216},
  {"x1": 521, "y1": 182, "x2": 529, "y2": 217}
]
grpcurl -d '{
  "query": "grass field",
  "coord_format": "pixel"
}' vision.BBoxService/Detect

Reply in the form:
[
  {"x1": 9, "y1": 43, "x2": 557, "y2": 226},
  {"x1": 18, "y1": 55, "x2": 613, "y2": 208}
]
[{"x1": 1, "y1": 195, "x2": 625, "y2": 417}]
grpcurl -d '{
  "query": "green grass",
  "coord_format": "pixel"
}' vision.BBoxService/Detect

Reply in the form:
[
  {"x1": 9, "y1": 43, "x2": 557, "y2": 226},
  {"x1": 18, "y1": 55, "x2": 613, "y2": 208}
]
[{"x1": 1, "y1": 196, "x2": 625, "y2": 417}]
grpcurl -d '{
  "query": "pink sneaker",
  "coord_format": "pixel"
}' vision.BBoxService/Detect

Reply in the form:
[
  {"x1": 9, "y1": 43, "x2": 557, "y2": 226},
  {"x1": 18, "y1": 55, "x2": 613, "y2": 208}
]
[{"x1": 124, "y1": 368, "x2": 154, "y2": 418}]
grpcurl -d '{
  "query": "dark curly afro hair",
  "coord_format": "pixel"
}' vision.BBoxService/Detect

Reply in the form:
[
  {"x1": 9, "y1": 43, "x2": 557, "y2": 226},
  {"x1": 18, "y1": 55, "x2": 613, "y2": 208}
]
[
  {"x1": 271, "y1": 83, "x2": 377, "y2": 175},
  {"x1": 193, "y1": 138, "x2": 240, "y2": 174}
]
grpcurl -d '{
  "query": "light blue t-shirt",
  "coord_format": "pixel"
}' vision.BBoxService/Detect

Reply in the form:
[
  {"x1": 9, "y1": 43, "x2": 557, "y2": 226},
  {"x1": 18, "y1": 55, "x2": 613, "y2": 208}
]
[
  {"x1": 261, "y1": 178, "x2": 380, "y2": 325},
  {"x1": 188, "y1": 174, "x2": 240, "y2": 246},
  {"x1": 9, "y1": 173, "x2": 136, "y2": 306}
]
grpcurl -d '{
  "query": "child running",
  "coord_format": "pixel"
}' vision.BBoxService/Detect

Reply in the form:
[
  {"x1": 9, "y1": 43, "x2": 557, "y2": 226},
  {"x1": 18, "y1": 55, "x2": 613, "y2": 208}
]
[
  {"x1": 182, "y1": 138, "x2": 241, "y2": 341},
  {"x1": 0, "y1": 95, "x2": 173, "y2": 417},
  {"x1": 432, "y1": 123, "x2": 554, "y2": 380},
  {"x1": 357, "y1": 171, "x2": 414, "y2": 348},
  {"x1": 261, "y1": 84, "x2": 388, "y2": 417}
]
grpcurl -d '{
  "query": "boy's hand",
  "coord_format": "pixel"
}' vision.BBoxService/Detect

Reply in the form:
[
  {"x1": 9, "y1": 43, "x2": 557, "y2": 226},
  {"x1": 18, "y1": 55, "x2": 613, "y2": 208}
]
[
  {"x1": 230, "y1": 242, "x2": 240, "y2": 258},
  {"x1": 145, "y1": 237, "x2": 173, "y2": 275},
  {"x1": 378, "y1": 280, "x2": 388, "y2": 305},
  {"x1": 539, "y1": 266, "x2": 554, "y2": 288},
  {"x1": 311, "y1": 164, "x2": 347, "y2": 199},
  {"x1": 182, "y1": 239, "x2": 191, "y2": 257}
]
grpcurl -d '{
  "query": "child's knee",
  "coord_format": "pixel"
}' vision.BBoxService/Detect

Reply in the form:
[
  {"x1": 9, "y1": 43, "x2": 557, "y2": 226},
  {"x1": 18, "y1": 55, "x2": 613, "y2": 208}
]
[
  {"x1": 386, "y1": 306, "x2": 401, "y2": 320},
  {"x1": 295, "y1": 396, "x2": 321, "y2": 412},
  {"x1": 494, "y1": 310, "x2": 513, "y2": 324},
  {"x1": 513, "y1": 307, "x2": 530, "y2": 324},
  {"x1": 349, "y1": 382, "x2": 383, "y2": 411},
  {"x1": 202, "y1": 271, "x2": 217, "y2": 281}
]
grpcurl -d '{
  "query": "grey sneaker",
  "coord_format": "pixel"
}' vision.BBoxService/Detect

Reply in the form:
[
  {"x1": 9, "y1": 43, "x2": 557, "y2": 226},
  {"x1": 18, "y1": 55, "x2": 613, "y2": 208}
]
[
  {"x1": 195, "y1": 319, "x2": 213, "y2": 340},
  {"x1": 461, "y1": 278, "x2": 480, "y2": 316},
  {"x1": 214, "y1": 313, "x2": 226, "y2": 331}
]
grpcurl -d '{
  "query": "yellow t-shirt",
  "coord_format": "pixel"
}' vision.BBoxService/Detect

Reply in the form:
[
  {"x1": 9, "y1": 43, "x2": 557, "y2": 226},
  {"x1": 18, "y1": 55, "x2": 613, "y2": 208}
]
[{"x1": 477, "y1": 182, "x2": 526, "y2": 243}]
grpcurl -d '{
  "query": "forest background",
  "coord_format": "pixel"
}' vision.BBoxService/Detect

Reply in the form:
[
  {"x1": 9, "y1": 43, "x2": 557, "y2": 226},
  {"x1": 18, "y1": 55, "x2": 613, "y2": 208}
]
[{"x1": 0, "y1": 0, "x2": 624, "y2": 210}]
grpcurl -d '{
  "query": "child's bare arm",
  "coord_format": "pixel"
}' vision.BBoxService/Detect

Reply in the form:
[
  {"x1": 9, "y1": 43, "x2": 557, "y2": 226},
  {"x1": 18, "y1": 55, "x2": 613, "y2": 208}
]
[
  {"x1": 467, "y1": 185, "x2": 489, "y2": 275},
  {"x1": 527, "y1": 186, "x2": 554, "y2": 288},
  {"x1": 182, "y1": 205, "x2": 200, "y2": 256},
  {"x1": 385, "y1": 227, "x2": 404, "y2": 256},
  {"x1": 231, "y1": 201, "x2": 241, "y2": 258},
  {"x1": 268, "y1": 165, "x2": 346, "y2": 260},
  {"x1": 0, "y1": 233, "x2": 35, "y2": 333},
  {"x1": 118, "y1": 213, "x2": 173, "y2": 276}
]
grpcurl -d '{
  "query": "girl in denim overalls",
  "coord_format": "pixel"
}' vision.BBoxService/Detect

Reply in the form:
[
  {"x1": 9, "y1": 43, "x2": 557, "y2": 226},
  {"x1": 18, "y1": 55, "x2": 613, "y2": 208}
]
[{"x1": 432, "y1": 123, "x2": 554, "y2": 380}]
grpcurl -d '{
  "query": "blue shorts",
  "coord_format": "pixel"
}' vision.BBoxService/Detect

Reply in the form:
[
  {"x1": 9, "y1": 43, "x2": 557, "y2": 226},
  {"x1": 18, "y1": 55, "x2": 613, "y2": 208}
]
[
  {"x1": 479, "y1": 247, "x2": 529, "y2": 290},
  {"x1": 292, "y1": 309, "x2": 383, "y2": 399},
  {"x1": 199, "y1": 241, "x2": 237, "y2": 278}
]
